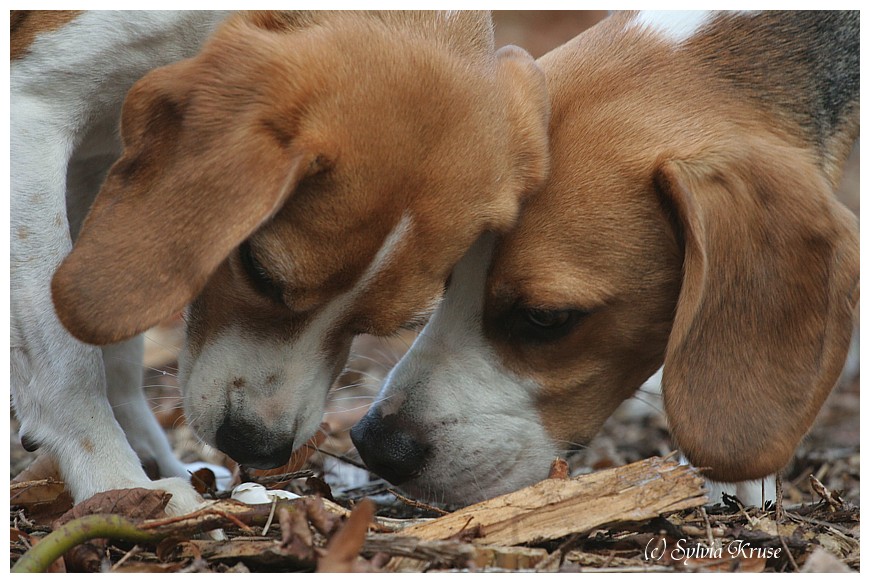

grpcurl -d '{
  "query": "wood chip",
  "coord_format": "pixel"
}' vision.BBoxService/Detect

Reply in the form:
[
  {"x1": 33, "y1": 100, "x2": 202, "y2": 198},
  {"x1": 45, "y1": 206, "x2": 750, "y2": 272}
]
[{"x1": 399, "y1": 457, "x2": 706, "y2": 546}]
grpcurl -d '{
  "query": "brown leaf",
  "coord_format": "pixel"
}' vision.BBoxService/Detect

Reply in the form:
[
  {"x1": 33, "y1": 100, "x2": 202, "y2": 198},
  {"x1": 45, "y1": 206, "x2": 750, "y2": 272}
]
[
  {"x1": 304, "y1": 475, "x2": 335, "y2": 501},
  {"x1": 190, "y1": 468, "x2": 217, "y2": 495},
  {"x1": 11, "y1": 527, "x2": 30, "y2": 545},
  {"x1": 54, "y1": 488, "x2": 171, "y2": 528},
  {"x1": 548, "y1": 458, "x2": 569, "y2": 480},
  {"x1": 12, "y1": 452, "x2": 61, "y2": 483},
  {"x1": 251, "y1": 423, "x2": 330, "y2": 479},
  {"x1": 317, "y1": 498, "x2": 375, "y2": 573},
  {"x1": 303, "y1": 496, "x2": 341, "y2": 537},
  {"x1": 11, "y1": 464, "x2": 74, "y2": 525},
  {"x1": 154, "y1": 407, "x2": 185, "y2": 431},
  {"x1": 278, "y1": 506, "x2": 316, "y2": 564},
  {"x1": 63, "y1": 542, "x2": 104, "y2": 572}
]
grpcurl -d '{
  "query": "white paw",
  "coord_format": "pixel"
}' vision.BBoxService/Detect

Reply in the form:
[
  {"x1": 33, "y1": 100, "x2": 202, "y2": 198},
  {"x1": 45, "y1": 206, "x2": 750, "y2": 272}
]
[{"x1": 151, "y1": 477, "x2": 206, "y2": 516}]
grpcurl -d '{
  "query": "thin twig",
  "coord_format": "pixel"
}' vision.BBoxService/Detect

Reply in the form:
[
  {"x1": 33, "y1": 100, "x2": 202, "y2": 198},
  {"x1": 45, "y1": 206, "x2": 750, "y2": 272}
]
[
  {"x1": 305, "y1": 445, "x2": 369, "y2": 470},
  {"x1": 775, "y1": 472, "x2": 784, "y2": 522},
  {"x1": 386, "y1": 488, "x2": 449, "y2": 516},
  {"x1": 699, "y1": 505, "x2": 715, "y2": 548},
  {"x1": 254, "y1": 470, "x2": 316, "y2": 485},
  {"x1": 778, "y1": 532, "x2": 799, "y2": 572},
  {"x1": 262, "y1": 498, "x2": 278, "y2": 536},
  {"x1": 110, "y1": 544, "x2": 140, "y2": 571}
]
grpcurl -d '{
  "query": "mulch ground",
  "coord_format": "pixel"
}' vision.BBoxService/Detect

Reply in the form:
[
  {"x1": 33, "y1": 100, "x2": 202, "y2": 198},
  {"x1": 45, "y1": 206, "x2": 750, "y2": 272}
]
[
  {"x1": 9, "y1": 11, "x2": 860, "y2": 574},
  {"x1": 9, "y1": 327, "x2": 860, "y2": 573}
]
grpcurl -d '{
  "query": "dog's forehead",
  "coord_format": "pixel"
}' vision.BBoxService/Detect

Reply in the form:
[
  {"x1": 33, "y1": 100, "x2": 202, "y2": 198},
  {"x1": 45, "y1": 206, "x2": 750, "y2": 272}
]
[{"x1": 254, "y1": 210, "x2": 414, "y2": 306}]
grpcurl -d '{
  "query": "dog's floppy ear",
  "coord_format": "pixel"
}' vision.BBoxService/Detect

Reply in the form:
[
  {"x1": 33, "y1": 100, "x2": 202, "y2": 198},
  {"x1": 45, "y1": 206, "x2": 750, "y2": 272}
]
[
  {"x1": 494, "y1": 45, "x2": 550, "y2": 203},
  {"x1": 52, "y1": 62, "x2": 316, "y2": 346},
  {"x1": 654, "y1": 136, "x2": 858, "y2": 482}
]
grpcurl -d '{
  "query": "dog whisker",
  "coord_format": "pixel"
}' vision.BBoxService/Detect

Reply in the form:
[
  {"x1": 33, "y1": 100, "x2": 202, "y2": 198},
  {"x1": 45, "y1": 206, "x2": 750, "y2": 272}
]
[
  {"x1": 337, "y1": 367, "x2": 384, "y2": 383},
  {"x1": 326, "y1": 395, "x2": 377, "y2": 403},
  {"x1": 143, "y1": 330, "x2": 183, "y2": 352}
]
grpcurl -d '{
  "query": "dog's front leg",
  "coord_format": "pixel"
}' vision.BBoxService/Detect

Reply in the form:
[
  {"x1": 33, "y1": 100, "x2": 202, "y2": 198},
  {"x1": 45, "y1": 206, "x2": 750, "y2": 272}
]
[
  {"x1": 103, "y1": 336, "x2": 191, "y2": 480},
  {"x1": 11, "y1": 113, "x2": 202, "y2": 516}
]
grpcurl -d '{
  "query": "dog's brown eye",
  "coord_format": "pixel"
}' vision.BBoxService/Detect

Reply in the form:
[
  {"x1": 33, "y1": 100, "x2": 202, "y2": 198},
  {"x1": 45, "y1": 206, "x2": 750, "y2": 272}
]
[
  {"x1": 239, "y1": 241, "x2": 284, "y2": 304},
  {"x1": 513, "y1": 307, "x2": 587, "y2": 342},
  {"x1": 524, "y1": 308, "x2": 571, "y2": 328}
]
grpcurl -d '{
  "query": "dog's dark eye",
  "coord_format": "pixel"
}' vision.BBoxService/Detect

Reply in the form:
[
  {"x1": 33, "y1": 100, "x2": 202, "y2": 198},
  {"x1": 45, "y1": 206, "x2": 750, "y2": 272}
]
[
  {"x1": 238, "y1": 241, "x2": 284, "y2": 303},
  {"x1": 513, "y1": 307, "x2": 587, "y2": 342}
]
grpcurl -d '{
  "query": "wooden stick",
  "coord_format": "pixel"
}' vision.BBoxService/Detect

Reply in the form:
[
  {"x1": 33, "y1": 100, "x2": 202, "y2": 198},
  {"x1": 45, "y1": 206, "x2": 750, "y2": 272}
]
[
  {"x1": 387, "y1": 457, "x2": 706, "y2": 571},
  {"x1": 399, "y1": 457, "x2": 706, "y2": 546}
]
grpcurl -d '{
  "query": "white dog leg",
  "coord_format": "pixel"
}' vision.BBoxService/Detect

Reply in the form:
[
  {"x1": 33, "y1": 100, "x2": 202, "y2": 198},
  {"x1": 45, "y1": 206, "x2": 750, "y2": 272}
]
[{"x1": 103, "y1": 336, "x2": 190, "y2": 480}]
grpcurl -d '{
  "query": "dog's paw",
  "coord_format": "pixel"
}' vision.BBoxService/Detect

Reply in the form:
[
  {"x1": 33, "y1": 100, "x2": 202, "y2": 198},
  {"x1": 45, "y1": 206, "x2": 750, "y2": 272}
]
[{"x1": 151, "y1": 477, "x2": 206, "y2": 516}]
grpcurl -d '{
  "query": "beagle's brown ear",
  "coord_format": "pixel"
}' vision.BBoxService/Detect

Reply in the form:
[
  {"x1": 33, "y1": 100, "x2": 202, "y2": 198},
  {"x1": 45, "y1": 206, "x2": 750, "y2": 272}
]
[
  {"x1": 495, "y1": 45, "x2": 551, "y2": 205},
  {"x1": 655, "y1": 137, "x2": 858, "y2": 482},
  {"x1": 51, "y1": 61, "x2": 315, "y2": 346}
]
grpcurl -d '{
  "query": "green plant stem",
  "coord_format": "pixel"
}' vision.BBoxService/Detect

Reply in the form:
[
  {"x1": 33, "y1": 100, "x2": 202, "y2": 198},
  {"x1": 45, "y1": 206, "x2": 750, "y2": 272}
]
[{"x1": 13, "y1": 514, "x2": 162, "y2": 573}]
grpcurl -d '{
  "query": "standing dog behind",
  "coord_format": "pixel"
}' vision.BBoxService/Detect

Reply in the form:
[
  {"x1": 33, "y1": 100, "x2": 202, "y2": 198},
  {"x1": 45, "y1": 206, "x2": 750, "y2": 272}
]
[
  {"x1": 11, "y1": 10, "x2": 550, "y2": 514},
  {"x1": 352, "y1": 11, "x2": 859, "y2": 507}
]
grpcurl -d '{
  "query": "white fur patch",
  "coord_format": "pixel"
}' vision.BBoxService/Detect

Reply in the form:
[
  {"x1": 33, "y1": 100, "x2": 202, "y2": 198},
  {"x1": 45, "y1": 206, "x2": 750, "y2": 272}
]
[
  {"x1": 369, "y1": 233, "x2": 557, "y2": 503},
  {"x1": 630, "y1": 10, "x2": 758, "y2": 44}
]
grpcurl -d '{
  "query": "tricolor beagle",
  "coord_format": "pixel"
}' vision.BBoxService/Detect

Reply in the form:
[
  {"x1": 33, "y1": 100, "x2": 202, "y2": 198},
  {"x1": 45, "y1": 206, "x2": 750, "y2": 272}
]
[
  {"x1": 11, "y1": 10, "x2": 549, "y2": 514},
  {"x1": 353, "y1": 10, "x2": 859, "y2": 508}
]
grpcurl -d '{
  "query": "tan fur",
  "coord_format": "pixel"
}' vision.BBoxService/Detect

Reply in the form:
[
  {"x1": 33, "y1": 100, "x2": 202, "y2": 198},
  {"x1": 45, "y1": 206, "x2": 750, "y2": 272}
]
[
  {"x1": 10, "y1": 10, "x2": 82, "y2": 60},
  {"x1": 51, "y1": 11, "x2": 550, "y2": 355},
  {"x1": 485, "y1": 12, "x2": 858, "y2": 482}
]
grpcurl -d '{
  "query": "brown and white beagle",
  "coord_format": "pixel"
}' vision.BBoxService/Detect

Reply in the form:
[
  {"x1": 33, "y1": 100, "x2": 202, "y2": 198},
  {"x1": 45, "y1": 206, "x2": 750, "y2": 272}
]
[
  {"x1": 11, "y1": 10, "x2": 549, "y2": 514},
  {"x1": 352, "y1": 10, "x2": 859, "y2": 507}
]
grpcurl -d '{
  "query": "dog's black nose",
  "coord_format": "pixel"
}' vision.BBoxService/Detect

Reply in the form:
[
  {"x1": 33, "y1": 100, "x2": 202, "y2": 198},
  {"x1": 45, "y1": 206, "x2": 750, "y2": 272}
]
[
  {"x1": 350, "y1": 410, "x2": 428, "y2": 485},
  {"x1": 215, "y1": 416, "x2": 295, "y2": 470}
]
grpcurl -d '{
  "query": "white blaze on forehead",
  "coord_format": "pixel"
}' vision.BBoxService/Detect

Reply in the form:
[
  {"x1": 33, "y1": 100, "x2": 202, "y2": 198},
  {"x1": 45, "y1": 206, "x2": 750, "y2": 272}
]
[
  {"x1": 630, "y1": 11, "x2": 758, "y2": 44},
  {"x1": 295, "y1": 211, "x2": 413, "y2": 355},
  {"x1": 356, "y1": 212, "x2": 413, "y2": 294},
  {"x1": 371, "y1": 233, "x2": 556, "y2": 502}
]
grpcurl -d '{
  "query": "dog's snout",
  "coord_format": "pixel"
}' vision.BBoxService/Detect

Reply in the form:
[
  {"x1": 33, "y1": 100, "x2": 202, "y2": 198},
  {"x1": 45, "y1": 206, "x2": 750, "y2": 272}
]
[
  {"x1": 350, "y1": 410, "x2": 428, "y2": 485},
  {"x1": 215, "y1": 416, "x2": 295, "y2": 470}
]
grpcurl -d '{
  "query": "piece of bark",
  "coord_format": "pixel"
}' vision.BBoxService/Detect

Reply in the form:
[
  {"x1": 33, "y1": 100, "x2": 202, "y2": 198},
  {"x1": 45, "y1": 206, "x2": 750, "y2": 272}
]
[
  {"x1": 473, "y1": 545, "x2": 550, "y2": 570},
  {"x1": 399, "y1": 457, "x2": 706, "y2": 548},
  {"x1": 175, "y1": 539, "x2": 315, "y2": 570}
]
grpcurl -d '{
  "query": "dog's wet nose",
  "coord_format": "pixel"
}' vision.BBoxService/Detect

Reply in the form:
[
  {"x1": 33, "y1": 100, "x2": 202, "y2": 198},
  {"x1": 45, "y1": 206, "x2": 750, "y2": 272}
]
[
  {"x1": 215, "y1": 416, "x2": 295, "y2": 470},
  {"x1": 350, "y1": 410, "x2": 428, "y2": 485}
]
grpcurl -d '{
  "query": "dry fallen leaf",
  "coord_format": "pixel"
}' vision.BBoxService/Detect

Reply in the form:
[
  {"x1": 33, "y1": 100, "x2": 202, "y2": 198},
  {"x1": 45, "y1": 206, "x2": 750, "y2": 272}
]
[
  {"x1": 250, "y1": 423, "x2": 330, "y2": 481},
  {"x1": 54, "y1": 488, "x2": 171, "y2": 528},
  {"x1": 190, "y1": 467, "x2": 217, "y2": 495},
  {"x1": 278, "y1": 505, "x2": 317, "y2": 564},
  {"x1": 11, "y1": 454, "x2": 75, "y2": 523},
  {"x1": 548, "y1": 458, "x2": 569, "y2": 480},
  {"x1": 303, "y1": 497, "x2": 342, "y2": 537},
  {"x1": 10, "y1": 479, "x2": 74, "y2": 525},
  {"x1": 317, "y1": 499, "x2": 376, "y2": 573}
]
